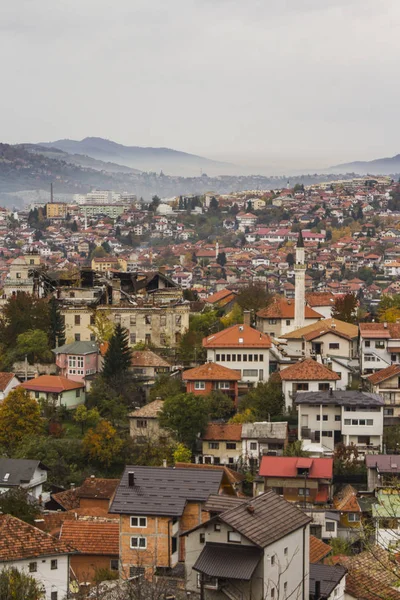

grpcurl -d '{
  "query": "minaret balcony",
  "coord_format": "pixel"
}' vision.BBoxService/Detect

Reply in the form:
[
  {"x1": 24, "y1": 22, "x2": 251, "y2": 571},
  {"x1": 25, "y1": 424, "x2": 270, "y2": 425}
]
[{"x1": 295, "y1": 264, "x2": 306, "y2": 270}]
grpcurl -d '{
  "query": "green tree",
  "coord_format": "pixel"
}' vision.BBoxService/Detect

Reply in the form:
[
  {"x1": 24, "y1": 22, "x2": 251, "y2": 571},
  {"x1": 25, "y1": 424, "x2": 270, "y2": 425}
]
[
  {"x1": 220, "y1": 303, "x2": 243, "y2": 328},
  {"x1": 49, "y1": 297, "x2": 66, "y2": 349},
  {"x1": 238, "y1": 380, "x2": 284, "y2": 421},
  {"x1": 88, "y1": 309, "x2": 114, "y2": 343},
  {"x1": 149, "y1": 374, "x2": 184, "y2": 401},
  {"x1": 206, "y1": 391, "x2": 235, "y2": 420},
  {"x1": 283, "y1": 440, "x2": 309, "y2": 457},
  {"x1": 73, "y1": 405, "x2": 100, "y2": 434},
  {"x1": 286, "y1": 252, "x2": 295, "y2": 267},
  {"x1": 90, "y1": 246, "x2": 107, "y2": 260},
  {"x1": 87, "y1": 376, "x2": 130, "y2": 424},
  {"x1": 237, "y1": 284, "x2": 272, "y2": 313},
  {"x1": 216, "y1": 252, "x2": 227, "y2": 266},
  {"x1": 209, "y1": 197, "x2": 219, "y2": 212},
  {"x1": 331, "y1": 293, "x2": 358, "y2": 323},
  {"x1": 0, "y1": 567, "x2": 44, "y2": 600},
  {"x1": 83, "y1": 420, "x2": 124, "y2": 468},
  {"x1": 15, "y1": 329, "x2": 52, "y2": 364},
  {"x1": 173, "y1": 443, "x2": 192, "y2": 463},
  {"x1": 0, "y1": 294, "x2": 50, "y2": 352},
  {"x1": 0, "y1": 488, "x2": 41, "y2": 525},
  {"x1": 102, "y1": 324, "x2": 132, "y2": 382},
  {"x1": 378, "y1": 294, "x2": 400, "y2": 320},
  {"x1": 159, "y1": 393, "x2": 209, "y2": 450},
  {"x1": 0, "y1": 388, "x2": 43, "y2": 454}
]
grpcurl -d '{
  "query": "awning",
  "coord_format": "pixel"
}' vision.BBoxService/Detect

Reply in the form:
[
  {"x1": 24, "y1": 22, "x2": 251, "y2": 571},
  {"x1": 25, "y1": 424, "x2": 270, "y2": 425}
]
[{"x1": 193, "y1": 543, "x2": 262, "y2": 580}]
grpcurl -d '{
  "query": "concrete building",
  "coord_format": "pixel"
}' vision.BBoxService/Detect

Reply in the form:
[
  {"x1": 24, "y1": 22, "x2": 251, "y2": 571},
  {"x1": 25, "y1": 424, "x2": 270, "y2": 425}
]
[
  {"x1": 46, "y1": 202, "x2": 67, "y2": 219},
  {"x1": 279, "y1": 358, "x2": 340, "y2": 412},
  {"x1": 359, "y1": 322, "x2": 400, "y2": 374},
  {"x1": 366, "y1": 364, "x2": 400, "y2": 420}
]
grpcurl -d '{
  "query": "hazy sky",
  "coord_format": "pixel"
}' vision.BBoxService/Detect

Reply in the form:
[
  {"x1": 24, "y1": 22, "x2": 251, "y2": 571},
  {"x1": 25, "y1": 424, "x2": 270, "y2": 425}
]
[{"x1": 1, "y1": 0, "x2": 400, "y2": 171}]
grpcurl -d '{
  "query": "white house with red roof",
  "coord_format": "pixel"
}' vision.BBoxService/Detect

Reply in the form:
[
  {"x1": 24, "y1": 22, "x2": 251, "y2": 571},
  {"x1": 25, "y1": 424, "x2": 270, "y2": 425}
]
[
  {"x1": 20, "y1": 375, "x2": 85, "y2": 409},
  {"x1": 0, "y1": 372, "x2": 20, "y2": 401},
  {"x1": 202, "y1": 324, "x2": 272, "y2": 385}
]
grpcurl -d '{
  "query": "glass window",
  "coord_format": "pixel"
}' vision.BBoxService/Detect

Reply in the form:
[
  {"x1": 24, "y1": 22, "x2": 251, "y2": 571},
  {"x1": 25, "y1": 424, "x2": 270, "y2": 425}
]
[
  {"x1": 51, "y1": 559, "x2": 58, "y2": 570},
  {"x1": 209, "y1": 442, "x2": 219, "y2": 449},
  {"x1": 74, "y1": 315, "x2": 80, "y2": 326},
  {"x1": 348, "y1": 513, "x2": 360, "y2": 522},
  {"x1": 195, "y1": 381, "x2": 205, "y2": 390},
  {"x1": 250, "y1": 442, "x2": 257, "y2": 450},
  {"x1": 326, "y1": 522, "x2": 335, "y2": 532},
  {"x1": 110, "y1": 559, "x2": 119, "y2": 571},
  {"x1": 226, "y1": 442, "x2": 236, "y2": 450},
  {"x1": 259, "y1": 354, "x2": 264, "y2": 361},
  {"x1": 329, "y1": 343, "x2": 340, "y2": 349},
  {"x1": 216, "y1": 354, "x2": 221, "y2": 361},
  {"x1": 51, "y1": 593, "x2": 58, "y2": 600},
  {"x1": 29, "y1": 562, "x2": 37, "y2": 573},
  {"x1": 200, "y1": 533, "x2": 205, "y2": 544},
  {"x1": 228, "y1": 531, "x2": 241, "y2": 543},
  {"x1": 367, "y1": 419, "x2": 373, "y2": 426},
  {"x1": 131, "y1": 516, "x2": 147, "y2": 527},
  {"x1": 130, "y1": 537, "x2": 147, "y2": 549},
  {"x1": 243, "y1": 369, "x2": 258, "y2": 377},
  {"x1": 344, "y1": 419, "x2": 351, "y2": 425}
]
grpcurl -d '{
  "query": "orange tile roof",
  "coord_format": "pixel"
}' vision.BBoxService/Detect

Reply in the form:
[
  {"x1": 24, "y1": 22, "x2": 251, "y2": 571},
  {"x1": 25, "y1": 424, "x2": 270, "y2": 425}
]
[
  {"x1": 52, "y1": 487, "x2": 80, "y2": 511},
  {"x1": 283, "y1": 318, "x2": 358, "y2": 341},
  {"x1": 0, "y1": 372, "x2": 18, "y2": 392},
  {"x1": 257, "y1": 297, "x2": 323, "y2": 319},
  {"x1": 333, "y1": 485, "x2": 361, "y2": 512},
  {"x1": 203, "y1": 324, "x2": 272, "y2": 349},
  {"x1": 360, "y1": 323, "x2": 400, "y2": 339},
  {"x1": 183, "y1": 362, "x2": 241, "y2": 381},
  {"x1": 60, "y1": 521, "x2": 119, "y2": 555},
  {"x1": 0, "y1": 514, "x2": 75, "y2": 561},
  {"x1": 279, "y1": 359, "x2": 340, "y2": 381},
  {"x1": 310, "y1": 535, "x2": 331, "y2": 563},
  {"x1": 203, "y1": 423, "x2": 242, "y2": 441},
  {"x1": 306, "y1": 292, "x2": 336, "y2": 308},
  {"x1": 21, "y1": 375, "x2": 84, "y2": 393},
  {"x1": 206, "y1": 289, "x2": 237, "y2": 305},
  {"x1": 367, "y1": 364, "x2": 400, "y2": 385}
]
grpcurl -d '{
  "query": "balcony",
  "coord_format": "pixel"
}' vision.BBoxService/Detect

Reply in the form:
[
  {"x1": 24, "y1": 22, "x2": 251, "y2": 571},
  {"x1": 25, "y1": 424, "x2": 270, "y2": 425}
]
[{"x1": 4, "y1": 278, "x2": 33, "y2": 286}]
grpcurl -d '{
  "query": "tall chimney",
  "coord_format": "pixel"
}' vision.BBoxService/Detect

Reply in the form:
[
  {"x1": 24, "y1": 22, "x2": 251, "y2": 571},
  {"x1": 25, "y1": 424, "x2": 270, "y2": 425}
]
[
  {"x1": 162, "y1": 459, "x2": 167, "y2": 468},
  {"x1": 128, "y1": 472, "x2": 135, "y2": 487},
  {"x1": 243, "y1": 310, "x2": 251, "y2": 327},
  {"x1": 50, "y1": 182, "x2": 53, "y2": 203}
]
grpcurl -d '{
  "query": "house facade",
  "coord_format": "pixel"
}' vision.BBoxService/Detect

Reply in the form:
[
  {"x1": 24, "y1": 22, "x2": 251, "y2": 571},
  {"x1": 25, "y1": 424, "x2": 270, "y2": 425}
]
[
  {"x1": 21, "y1": 375, "x2": 85, "y2": 409},
  {"x1": 359, "y1": 322, "x2": 400, "y2": 374},
  {"x1": 183, "y1": 362, "x2": 240, "y2": 405},
  {"x1": 256, "y1": 297, "x2": 323, "y2": 339},
  {"x1": 128, "y1": 400, "x2": 170, "y2": 445},
  {"x1": 53, "y1": 340, "x2": 99, "y2": 383},
  {"x1": 241, "y1": 422, "x2": 288, "y2": 467},
  {"x1": 366, "y1": 364, "x2": 400, "y2": 421},
  {"x1": 198, "y1": 424, "x2": 242, "y2": 466},
  {"x1": 0, "y1": 458, "x2": 48, "y2": 499},
  {"x1": 0, "y1": 372, "x2": 21, "y2": 401},
  {"x1": 279, "y1": 358, "x2": 340, "y2": 412}
]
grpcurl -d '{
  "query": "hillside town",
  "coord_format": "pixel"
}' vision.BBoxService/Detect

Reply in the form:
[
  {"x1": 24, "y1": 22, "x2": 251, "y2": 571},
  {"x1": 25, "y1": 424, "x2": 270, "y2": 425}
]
[{"x1": 2, "y1": 176, "x2": 400, "y2": 599}]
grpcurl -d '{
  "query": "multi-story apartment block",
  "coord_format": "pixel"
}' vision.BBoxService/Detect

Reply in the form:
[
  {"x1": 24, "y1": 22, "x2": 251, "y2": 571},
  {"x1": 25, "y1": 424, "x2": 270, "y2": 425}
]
[
  {"x1": 296, "y1": 390, "x2": 384, "y2": 454},
  {"x1": 366, "y1": 364, "x2": 400, "y2": 421},
  {"x1": 46, "y1": 202, "x2": 67, "y2": 219},
  {"x1": 359, "y1": 322, "x2": 400, "y2": 374}
]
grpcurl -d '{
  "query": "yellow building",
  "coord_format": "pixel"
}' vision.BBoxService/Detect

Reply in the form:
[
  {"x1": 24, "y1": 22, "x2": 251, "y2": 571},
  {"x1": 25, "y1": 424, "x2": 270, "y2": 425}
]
[{"x1": 46, "y1": 203, "x2": 67, "y2": 219}]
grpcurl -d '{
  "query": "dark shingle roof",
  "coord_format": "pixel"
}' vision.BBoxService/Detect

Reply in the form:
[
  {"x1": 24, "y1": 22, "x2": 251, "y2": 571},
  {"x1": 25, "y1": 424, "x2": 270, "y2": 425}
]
[
  {"x1": 193, "y1": 543, "x2": 262, "y2": 580},
  {"x1": 0, "y1": 459, "x2": 48, "y2": 487},
  {"x1": 220, "y1": 491, "x2": 311, "y2": 548},
  {"x1": 309, "y1": 564, "x2": 346, "y2": 598},
  {"x1": 204, "y1": 494, "x2": 247, "y2": 514},
  {"x1": 77, "y1": 477, "x2": 119, "y2": 500},
  {"x1": 295, "y1": 390, "x2": 383, "y2": 407},
  {"x1": 109, "y1": 466, "x2": 223, "y2": 517}
]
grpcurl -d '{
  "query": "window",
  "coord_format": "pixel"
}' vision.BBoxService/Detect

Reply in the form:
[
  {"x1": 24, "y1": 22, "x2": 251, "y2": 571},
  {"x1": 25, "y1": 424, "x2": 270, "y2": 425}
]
[
  {"x1": 329, "y1": 343, "x2": 340, "y2": 350},
  {"x1": 75, "y1": 389, "x2": 81, "y2": 398},
  {"x1": 318, "y1": 383, "x2": 330, "y2": 391},
  {"x1": 268, "y1": 319, "x2": 277, "y2": 324},
  {"x1": 51, "y1": 593, "x2": 58, "y2": 600},
  {"x1": 214, "y1": 523, "x2": 221, "y2": 532},
  {"x1": 375, "y1": 341, "x2": 385, "y2": 349},
  {"x1": 237, "y1": 354, "x2": 241, "y2": 361},
  {"x1": 286, "y1": 320, "x2": 291, "y2": 326},
  {"x1": 284, "y1": 582, "x2": 288, "y2": 594},
  {"x1": 74, "y1": 315, "x2": 81, "y2": 325},
  {"x1": 284, "y1": 547, "x2": 288, "y2": 556},
  {"x1": 35, "y1": 391, "x2": 40, "y2": 399},
  {"x1": 137, "y1": 420, "x2": 147, "y2": 429},
  {"x1": 259, "y1": 354, "x2": 264, "y2": 361},
  {"x1": 229, "y1": 457, "x2": 234, "y2": 464},
  {"x1": 113, "y1": 314, "x2": 121, "y2": 325},
  {"x1": 385, "y1": 408, "x2": 394, "y2": 416},
  {"x1": 335, "y1": 415, "x2": 341, "y2": 421},
  {"x1": 392, "y1": 354, "x2": 397, "y2": 362},
  {"x1": 296, "y1": 383, "x2": 309, "y2": 391},
  {"x1": 145, "y1": 315, "x2": 151, "y2": 325},
  {"x1": 344, "y1": 419, "x2": 351, "y2": 425},
  {"x1": 271, "y1": 555, "x2": 275, "y2": 566},
  {"x1": 75, "y1": 333, "x2": 81, "y2": 341},
  {"x1": 195, "y1": 381, "x2": 205, "y2": 390},
  {"x1": 110, "y1": 559, "x2": 119, "y2": 571},
  {"x1": 130, "y1": 332, "x2": 136, "y2": 344},
  {"x1": 271, "y1": 589, "x2": 275, "y2": 599},
  {"x1": 273, "y1": 487, "x2": 284, "y2": 495},
  {"x1": 200, "y1": 533, "x2": 205, "y2": 544},
  {"x1": 322, "y1": 431, "x2": 333, "y2": 437},
  {"x1": 219, "y1": 381, "x2": 230, "y2": 389},
  {"x1": 250, "y1": 442, "x2": 257, "y2": 450},
  {"x1": 365, "y1": 340, "x2": 371, "y2": 347},
  {"x1": 326, "y1": 522, "x2": 335, "y2": 532},
  {"x1": 209, "y1": 442, "x2": 219, "y2": 449},
  {"x1": 130, "y1": 537, "x2": 147, "y2": 549},
  {"x1": 228, "y1": 531, "x2": 241, "y2": 543},
  {"x1": 131, "y1": 516, "x2": 147, "y2": 527},
  {"x1": 176, "y1": 315, "x2": 182, "y2": 326},
  {"x1": 358, "y1": 436, "x2": 370, "y2": 445},
  {"x1": 367, "y1": 419, "x2": 373, "y2": 426},
  {"x1": 51, "y1": 559, "x2": 58, "y2": 570},
  {"x1": 226, "y1": 354, "x2": 231, "y2": 362},
  {"x1": 348, "y1": 513, "x2": 360, "y2": 522},
  {"x1": 197, "y1": 574, "x2": 218, "y2": 590},
  {"x1": 226, "y1": 442, "x2": 236, "y2": 450},
  {"x1": 334, "y1": 371, "x2": 342, "y2": 379},
  {"x1": 323, "y1": 415, "x2": 328, "y2": 421},
  {"x1": 298, "y1": 488, "x2": 310, "y2": 496},
  {"x1": 160, "y1": 315, "x2": 167, "y2": 327},
  {"x1": 130, "y1": 566, "x2": 145, "y2": 578},
  {"x1": 248, "y1": 354, "x2": 253, "y2": 362},
  {"x1": 216, "y1": 354, "x2": 221, "y2": 361},
  {"x1": 243, "y1": 369, "x2": 258, "y2": 377},
  {"x1": 232, "y1": 354, "x2": 236, "y2": 361},
  {"x1": 29, "y1": 562, "x2": 37, "y2": 573}
]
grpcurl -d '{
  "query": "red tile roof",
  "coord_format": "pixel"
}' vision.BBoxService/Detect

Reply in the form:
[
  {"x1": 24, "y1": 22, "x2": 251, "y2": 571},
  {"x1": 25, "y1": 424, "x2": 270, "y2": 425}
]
[
  {"x1": 0, "y1": 514, "x2": 75, "y2": 561},
  {"x1": 333, "y1": 485, "x2": 361, "y2": 512},
  {"x1": 52, "y1": 487, "x2": 80, "y2": 511},
  {"x1": 360, "y1": 323, "x2": 400, "y2": 339},
  {"x1": 367, "y1": 364, "x2": 400, "y2": 385},
  {"x1": 279, "y1": 359, "x2": 340, "y2": 381},
  {"x1": 259, "y1": 456, "x2": 333, "y2": 479},
  {"x1": 206, "y1": 289, "x2": 237, "y2": 306},
  {"x1": 203, "y1": 324, "x2": 272, "y2": 349},
  {"x1": 183, "y1": 362, "x2": 241, "y2": 381},
  {"x1": 0, "y1": 372, "x2": 17, "y2": 392},
  {"x1": 60, "y1": 521, "x2": 119, "y2": 555},
  {"x1": 77, "y1": 478, "x2": 119, "y2": 500},
  {"x1": 310, "y1": 535, "x2": 331, "y2": 563},
  {"x1": 131, "y1": 350, "x2": 170, "y2": 368},
  {"x1": 21, "y1": 375, "x2": 84, "y2": 393},
  {"x1": 203, "y1": 423, "x2": 242, "y2": 441},
  {"x1": 257, "y1": 297, "x2": 323, "y2": 319},
  {"x1": 306, "y1": 292, "x2": 336, "y2": 308}
]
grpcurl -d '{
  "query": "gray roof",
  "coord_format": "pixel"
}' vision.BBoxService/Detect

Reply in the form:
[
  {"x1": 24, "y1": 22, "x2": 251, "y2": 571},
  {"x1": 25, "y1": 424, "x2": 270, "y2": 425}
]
[
  {"x1": 241, "y1": 421, "x2": 288, "y2": 442},
  {"x1": 52, "y1": 341, "x2": 99, "y2": 355},
  {"x1": 204, "y1": 494, "x2": 246, "y2": 514},
  {"x1": 193, "y1": 543, "x2": 262, "y2": 580},
  {"x1": 365, "y1": 454, "x2": 400, "y2": 473},
  {"x1": 220, "y1": 490, "x2": 311, "y2": 548},
  {"x1": 309, "y1": 564, "x2": 346, "y2": 598},
  {"x1": 109, "y1": 466, "x2": 223, "y2": 517},
  {"x1": 295, "y1": 390, "x2": 384, "y2": 407},
  {"x1": 0, "y1": 459, "x2": 48, "y2": 487}
]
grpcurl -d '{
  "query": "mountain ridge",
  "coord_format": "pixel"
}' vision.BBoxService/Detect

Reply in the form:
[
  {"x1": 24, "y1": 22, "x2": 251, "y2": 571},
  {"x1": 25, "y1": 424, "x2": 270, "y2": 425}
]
[{"x1": 329, "y1": 153, "x2": 400, "y2": 175}]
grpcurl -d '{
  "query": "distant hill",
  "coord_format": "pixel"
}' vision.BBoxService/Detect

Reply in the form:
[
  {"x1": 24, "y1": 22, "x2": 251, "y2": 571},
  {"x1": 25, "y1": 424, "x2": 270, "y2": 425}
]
[
  {"x1": 38, "y1": 137, "x2": 235, "y2": 176},
  {"x1": 330, "y1": 154, "x2": 400, "y2": 175}
]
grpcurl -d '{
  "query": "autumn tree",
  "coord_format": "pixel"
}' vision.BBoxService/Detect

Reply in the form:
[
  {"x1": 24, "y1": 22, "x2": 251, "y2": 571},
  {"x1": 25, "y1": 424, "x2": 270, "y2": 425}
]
[
  {"x1": 0, "y1": 388, "x2": 43, "y2": 454},
  {"x1": 229, "y1": 408, "x2": 256, "y2": 424},
  {"x1": 83, "y1": 420, "x2": 124, "y2": 468},
  {"x1": 173, "y1": 443, "x2": 192, "y2": 463},
  {"x1": 159, "y1": 393, "x2": 209, "y2": 450},
  {"x1": 378, "y1": 294, "x2": 400, "y2": 323},
  {"x1": 88, "y1": 309, "x2": 115, "y2": 343},
  {"x1": 331, "y1": 293, "x2": 358, "y2": 324},
  {"x1": 0, "y1": 567, "x2": 44, "y2": 600},
  {"x1": 220, "y1": 303, "x2": 243, "y2": 328},
  {"x1": 73, "y1": 405, "x2": 100, "y2": 434},
  {"x1": 102, "y1": 324, "x2": 132, "y2": 382}
]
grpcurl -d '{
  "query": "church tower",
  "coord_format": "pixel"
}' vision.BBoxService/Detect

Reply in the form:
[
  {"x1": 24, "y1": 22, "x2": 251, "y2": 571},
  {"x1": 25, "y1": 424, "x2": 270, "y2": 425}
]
[{"x1": 294, "y1": 229, "x2": 306, "y2": 329}]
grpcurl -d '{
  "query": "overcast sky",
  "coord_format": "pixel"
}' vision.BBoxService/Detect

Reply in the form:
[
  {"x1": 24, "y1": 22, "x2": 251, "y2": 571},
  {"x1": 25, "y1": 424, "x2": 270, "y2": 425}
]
[{"x1": 1, "y1": 0, "x2": 399, "y2": 171}]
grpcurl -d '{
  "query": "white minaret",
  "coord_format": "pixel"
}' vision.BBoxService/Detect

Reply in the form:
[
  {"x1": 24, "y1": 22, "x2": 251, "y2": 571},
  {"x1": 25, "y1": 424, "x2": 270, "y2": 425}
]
[
  {"x1": 294, "y1": 229, "x2": 306, "y2": 329},
  {"x1": 215, "y1": 241, "x2": 219, "y2": 259}
]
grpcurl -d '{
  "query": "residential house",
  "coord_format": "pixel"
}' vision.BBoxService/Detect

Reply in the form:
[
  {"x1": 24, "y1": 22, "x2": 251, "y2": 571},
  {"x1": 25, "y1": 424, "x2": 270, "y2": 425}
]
[
  {"x1": 366, "y1": 364, "x2": 400, "y2": 421},
  {"x1": 60, "y1": 521, "x2": 119, "y2": 584},
  {"x1": 372, "y1": 490, "x2": 400, "y2": 550},
  {"x1": 0, "y1": 514, "x2": 73, "y2": 600},
  {"x1": 0, "y1": 372, "x2": 20, "y2": 400},
  {"x1": 130, "y1": 350, "x2": 171, "y2": 397},
  {"x1": 307, "y1": 512, "x2": 339, "y2": 542},
  {"x1": 183, "y1": 362, "x2": 240, "y2": 405},
  {"x1": 279, "y1": 358, "x2": 340, "y2": 411},
  {"x1": 309, "y1": 535, "x2": 332, "y2": 562},
  {"x1": 296, "y1": 390, "x2": 384, "y2": 454},
  {"x1": 365, "y1": 454, "x2": 400, "y2": 491},
  {"x1": 256, "y1": 297, "x2": 323, "y2": 338},
  {"x1": 333, "y1": 485, "x2": 363, "y2": 535},
  {"x1": 198, "y1": 423, "x2": 242, "y2": 466},
  {"x1": 306, "y1": 292, "x2": 336, "y2": 319},
  {"x1": 309, "y1": 564, "x2": 346, "y2": 600},
  {"x1": 128, "y1": 400, "x2": 170, "y2": 445},
  {"x1": 205, "y1": 289, "x2": 238, "y2": 314},
  {"x1": 47, "y1": 477, "x2": 119, "y2": 517},
  {"x1": 241, "y1": 422, "x2": 288, "y2": 467},
  {"x1": 109, "y1": 465, "x2": 237, "y2": 579},
  {"x1": 21, "y1": 375, "x2": 85, "y2": 409},
  {"x1": 203, "y1": 324, "x2": 272, "y2": 386},
  {"x1": 236, "y1": 212, "x2": 258, "y2": 231},
  {"x1": 0, "y1": 458, "x2": 48, "y2": 499},
  {"x1": 53, "y1": 341, "x2": 99, "y2": 384},
  {"x1": 359, "y1": 322, "x2": 400, "y2": 374},
  {"x1": 256, "y1": 456, "x2": 334, "y2": 505},
  {"x1": 183, "y1": 491, "x2": 311, "y2": 600}
]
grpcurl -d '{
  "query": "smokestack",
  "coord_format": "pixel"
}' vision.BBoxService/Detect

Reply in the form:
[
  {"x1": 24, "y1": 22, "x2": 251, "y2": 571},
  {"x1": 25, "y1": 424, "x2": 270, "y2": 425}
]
[
  {"x1": 243, "y1": 310, "x2": 251, "y2": 327},
  {"x1": 128, "y1": 472, "x2": 135, "y2": 487},
  {"x1": 162, "y1": 459, "x2": 167, "y2": 468},
  {"x1": 50, "y1": 182, "x2": 53, "y2": 203}
]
